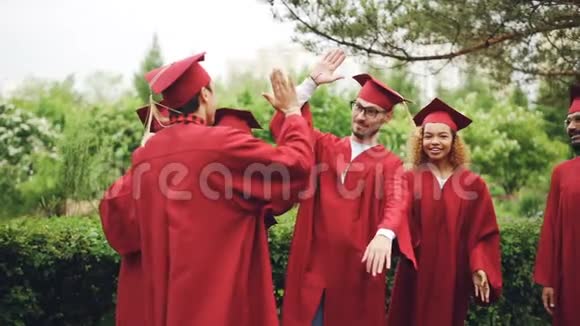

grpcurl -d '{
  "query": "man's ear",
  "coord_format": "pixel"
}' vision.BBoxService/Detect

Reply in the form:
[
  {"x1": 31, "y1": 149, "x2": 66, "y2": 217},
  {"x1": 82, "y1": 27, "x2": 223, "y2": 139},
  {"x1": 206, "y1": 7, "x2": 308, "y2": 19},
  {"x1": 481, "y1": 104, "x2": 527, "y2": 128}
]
[
  {"x1": 199, "y1": 87, "x2": 211, "y2": 104},
  {"x1": 383, "y1": 110, "x2": 394, "y2": 123}
]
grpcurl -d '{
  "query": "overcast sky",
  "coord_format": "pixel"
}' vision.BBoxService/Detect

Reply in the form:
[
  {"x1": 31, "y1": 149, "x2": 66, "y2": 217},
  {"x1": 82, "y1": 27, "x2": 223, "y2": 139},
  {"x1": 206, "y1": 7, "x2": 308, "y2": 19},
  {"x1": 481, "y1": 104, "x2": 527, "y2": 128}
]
[{"x1": 0, "y1": 0, "x2": 453, "y2": 99}]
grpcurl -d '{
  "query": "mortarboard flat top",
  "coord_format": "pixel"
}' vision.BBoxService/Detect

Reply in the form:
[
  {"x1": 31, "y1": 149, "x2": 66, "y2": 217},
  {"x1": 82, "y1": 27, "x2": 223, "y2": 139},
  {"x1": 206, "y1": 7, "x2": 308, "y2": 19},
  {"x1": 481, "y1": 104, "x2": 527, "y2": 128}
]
[
  {"x1": 413, "y1": 97, "x2": 472, "y2": 132},
  {"x1": 353, "y1": 73, "x2": 409, "y2": 112},
  {"x1": 144, "y1": 52, "x2": 211, "y2": 109}
]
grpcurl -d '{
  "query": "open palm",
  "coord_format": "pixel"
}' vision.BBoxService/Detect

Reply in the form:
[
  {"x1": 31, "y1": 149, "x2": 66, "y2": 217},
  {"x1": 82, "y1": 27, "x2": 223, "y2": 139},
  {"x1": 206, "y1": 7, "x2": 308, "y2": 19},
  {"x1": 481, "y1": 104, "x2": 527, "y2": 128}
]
[{"x1": 310, "y1": 49, "x2": 346, "y2": 85}]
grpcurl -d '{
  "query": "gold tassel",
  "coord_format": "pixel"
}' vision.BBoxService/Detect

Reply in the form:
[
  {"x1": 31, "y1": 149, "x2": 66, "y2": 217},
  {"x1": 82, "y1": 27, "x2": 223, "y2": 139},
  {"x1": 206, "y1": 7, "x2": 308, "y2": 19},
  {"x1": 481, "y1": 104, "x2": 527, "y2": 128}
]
[
  {"x1": 139, "y1": 63, "x2": 182, "y2": 147},
  {"x1": 151, "y1": 98, "x2": 170, "y2": 127},
  {"x1": 140, "y1": 93, "x2": 156, "y2": 147}
]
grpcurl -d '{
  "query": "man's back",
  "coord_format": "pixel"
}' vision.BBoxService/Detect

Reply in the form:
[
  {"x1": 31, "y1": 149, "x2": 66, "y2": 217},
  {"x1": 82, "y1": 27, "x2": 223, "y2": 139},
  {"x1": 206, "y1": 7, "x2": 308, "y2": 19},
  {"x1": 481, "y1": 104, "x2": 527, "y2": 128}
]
[{"x1": 133, "y1": 115, "x2": 312, "y2": 326}]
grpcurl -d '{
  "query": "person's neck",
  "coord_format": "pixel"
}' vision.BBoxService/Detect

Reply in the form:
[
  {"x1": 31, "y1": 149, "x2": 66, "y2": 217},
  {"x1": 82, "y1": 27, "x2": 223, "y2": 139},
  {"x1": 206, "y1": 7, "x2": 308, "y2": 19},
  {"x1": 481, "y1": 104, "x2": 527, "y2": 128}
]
[
  {"x1": 428, "y1": 159, "x2": 455, "y2": 178},
  {"x1": 191, "y1": 106, "x2": 208, "y2": 123},
  {"x1": 351, "y1": 133, "x2": 378, "y2": 146}
]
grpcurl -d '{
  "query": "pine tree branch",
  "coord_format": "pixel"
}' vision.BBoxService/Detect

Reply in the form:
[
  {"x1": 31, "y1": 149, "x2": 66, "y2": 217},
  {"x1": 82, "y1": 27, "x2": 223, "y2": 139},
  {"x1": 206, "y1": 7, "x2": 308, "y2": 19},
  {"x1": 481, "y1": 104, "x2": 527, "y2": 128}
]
[{"x1": 281, "y1": 0, "x2": 580, "y2": 63}]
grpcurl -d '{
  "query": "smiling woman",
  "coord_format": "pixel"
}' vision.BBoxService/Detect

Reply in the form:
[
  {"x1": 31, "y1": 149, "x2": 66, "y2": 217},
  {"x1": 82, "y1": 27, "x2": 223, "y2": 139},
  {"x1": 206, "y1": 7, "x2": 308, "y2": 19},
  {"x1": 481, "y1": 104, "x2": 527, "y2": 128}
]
[
  {"x1": 388, "y1": 97, "x2": 502, "y2": 326},
  {"x1": 407, "y1": 125, "x2": 469, "y2": 169}
]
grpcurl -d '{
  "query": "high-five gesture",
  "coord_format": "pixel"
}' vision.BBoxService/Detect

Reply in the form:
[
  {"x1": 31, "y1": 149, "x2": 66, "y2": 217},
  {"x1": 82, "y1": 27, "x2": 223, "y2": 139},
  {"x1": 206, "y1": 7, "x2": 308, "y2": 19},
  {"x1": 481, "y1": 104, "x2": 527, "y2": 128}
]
[
  {"x1": 310, "y1": 49, "x2": 346, "y2": 85},
  {"x1": 263, "y1": 69, "x2": 300, "y2": 116}
]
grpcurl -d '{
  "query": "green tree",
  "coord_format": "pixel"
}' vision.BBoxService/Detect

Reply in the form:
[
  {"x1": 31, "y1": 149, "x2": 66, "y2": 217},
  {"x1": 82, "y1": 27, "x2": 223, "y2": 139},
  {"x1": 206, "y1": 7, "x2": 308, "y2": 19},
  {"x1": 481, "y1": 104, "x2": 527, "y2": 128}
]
[
  {"x1": 459, "y1": 95, "x2": 567, "y2": 196},
  {"x1": 214, "y1": 70, "x2": 274, "y2": 142},
  {"x1": 510, "y1": 84, "x2": 529, "y2": 108},
  {"x1": 267, "y1": 0, "x2": 580, "y2": 80},
  {"x1": 0, "y1": 103, "x2": 58, "y2": 217},
  {"x1": 535, "y1": 78, "x2": 578, "y2": 148},
  {"x1": 3, "y1": 72, "x2": 143, "y2": 217},
  {"x1": 8, "y1": 76, "x2": 83, "y2": 127},
  {"x1": 87, "y1": 96, "x2": 143, "y2": 176},
  {"x1": 134, "y1": 34, "x2": 164, "y2": 104},
  {"x1": 432, "y1": 71, "x2": 568, "y2": 196},
  {"x1": 0, "y1": 104, "x2": 58, "y2": 183}
]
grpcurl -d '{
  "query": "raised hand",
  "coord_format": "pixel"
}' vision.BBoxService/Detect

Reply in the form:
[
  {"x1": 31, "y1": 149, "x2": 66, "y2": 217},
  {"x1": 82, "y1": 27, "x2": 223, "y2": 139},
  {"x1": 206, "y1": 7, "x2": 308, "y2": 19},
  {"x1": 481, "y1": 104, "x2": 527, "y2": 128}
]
[
  {"x1": 262, "y1": 69, "x2": 300, "y2": 116},
  {"x1": 310, "y1": 49, "x2": 346, "y2": 85}
]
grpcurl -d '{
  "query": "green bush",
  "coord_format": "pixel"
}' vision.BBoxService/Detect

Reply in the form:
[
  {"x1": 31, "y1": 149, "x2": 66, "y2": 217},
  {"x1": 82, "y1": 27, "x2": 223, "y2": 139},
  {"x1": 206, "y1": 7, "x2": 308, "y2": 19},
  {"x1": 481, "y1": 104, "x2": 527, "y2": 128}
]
[
  {"x1": 467, "y1": 217, "x2": 549, "y2": 325},
  {"x1": 517, "y1": 190, "x2": 548, "y2": 219},
  {"x1": 0, "y1": 215, "x2": 550, "y2": 325},
  {"x1": 0, "y1": 217, "x2": 118, "y2": 326},
  {"x1": 268, "y1": 210, "x2": 296, "y2": 308}
]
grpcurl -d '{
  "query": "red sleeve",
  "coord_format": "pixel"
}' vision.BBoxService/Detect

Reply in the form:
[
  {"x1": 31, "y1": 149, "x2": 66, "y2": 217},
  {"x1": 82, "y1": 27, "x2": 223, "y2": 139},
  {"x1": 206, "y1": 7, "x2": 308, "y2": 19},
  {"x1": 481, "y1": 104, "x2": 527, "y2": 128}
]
[
  {"x1": 377, "y1": 161, "x2": 416, "y2": 268},
  {"x1": 534, "y1": 167, "x2": 560, "y2": 287},
  {"x1": 213, "y1": 114, "x2": 314, "y2": 206},
  {"x1": 257, "y1": 117, "x2": 309, "y2": 226},
  {"x1": 99, "y1": 171, "x2": 140, "y2": 255},
  {"x1": 376, "y1": 157, "x2": 406, "y2": 231},
  {"x1": 468, "y1": 178, "x2": 503, "y2": 304},
  {"x1": 270, "y1": 102, "x2": 326, "y2": 145}
]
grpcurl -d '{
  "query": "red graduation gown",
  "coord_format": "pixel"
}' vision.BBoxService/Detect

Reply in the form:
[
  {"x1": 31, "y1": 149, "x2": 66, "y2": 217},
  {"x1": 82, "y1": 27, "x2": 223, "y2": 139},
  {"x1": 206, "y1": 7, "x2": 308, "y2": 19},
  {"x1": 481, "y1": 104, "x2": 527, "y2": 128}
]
[
  {"x1": 271, "y1": 104, "x2": 416, "y2": 326},
  {"x1": 534, "y1": 157, "x2": 580, "y2": 326},
  {"x1": 387, "y1": 167, "x2": 503, "y2": 326},
  {"x1": 102, "y1": 115, "x2": 312, "y2": 326},
  {"x1": 100, "y1": 168, "x2": 146, "y2": 326}
]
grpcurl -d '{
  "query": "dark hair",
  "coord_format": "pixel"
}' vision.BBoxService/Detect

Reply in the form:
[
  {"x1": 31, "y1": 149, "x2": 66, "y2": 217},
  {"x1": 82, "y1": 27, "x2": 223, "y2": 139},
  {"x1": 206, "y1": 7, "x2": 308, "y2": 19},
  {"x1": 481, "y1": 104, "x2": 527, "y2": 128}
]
[{"x1": 170, "y1": 84, "x2": 212, "y2": 117}]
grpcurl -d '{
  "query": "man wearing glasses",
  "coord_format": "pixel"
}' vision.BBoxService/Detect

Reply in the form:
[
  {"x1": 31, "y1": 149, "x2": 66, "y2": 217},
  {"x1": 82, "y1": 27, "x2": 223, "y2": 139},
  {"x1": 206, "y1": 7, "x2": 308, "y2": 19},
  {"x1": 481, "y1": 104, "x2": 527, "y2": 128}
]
[
  {"x1": 534, "y1": 84, "x2": 580, "y2": 326},
  {"x1": 269, "y1": 50, "x2": 416, "y2": 326}
]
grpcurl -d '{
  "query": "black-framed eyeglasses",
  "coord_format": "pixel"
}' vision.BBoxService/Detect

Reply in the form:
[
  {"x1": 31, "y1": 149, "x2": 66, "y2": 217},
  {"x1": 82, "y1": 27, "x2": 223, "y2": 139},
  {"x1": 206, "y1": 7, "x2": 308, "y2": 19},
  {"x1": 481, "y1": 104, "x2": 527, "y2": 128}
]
[{"x1": 350, "y1": 100, "x2": 386, "y2": 118}]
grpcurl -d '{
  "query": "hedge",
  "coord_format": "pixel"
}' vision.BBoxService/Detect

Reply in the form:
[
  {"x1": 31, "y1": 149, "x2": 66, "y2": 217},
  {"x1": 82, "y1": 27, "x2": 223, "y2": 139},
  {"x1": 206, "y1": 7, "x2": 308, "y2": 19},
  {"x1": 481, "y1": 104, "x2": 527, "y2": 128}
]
[
  {"x1": 0, "y1": 217, "x2": 118, "y2": 326},
  {"x1": 0, "y1": 215, "x2": 550, "y2": 325}
]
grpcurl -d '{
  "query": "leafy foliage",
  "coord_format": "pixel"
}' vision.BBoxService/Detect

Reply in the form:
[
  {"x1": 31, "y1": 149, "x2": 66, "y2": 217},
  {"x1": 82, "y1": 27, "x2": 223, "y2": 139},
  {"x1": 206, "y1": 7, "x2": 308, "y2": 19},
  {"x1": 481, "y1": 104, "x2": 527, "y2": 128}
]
[
  {"x1": 467, "y1": 217, "x2": 549, "y2": 325},
  {"x1": 0, "y1": 217, "x2": 118, "y2": 326},
  {"x1": 133, "y1": 34, "x2": 163, "y2": 104},
  {"x1": 435, "y1": 71, "x2": 568, "y2": 196},
  {"x1": 267, "y1": 0, "x2": 580, "y2": 80},
  {"x1": 0, "y1": 215, "x2": 550, "y2": 325}
]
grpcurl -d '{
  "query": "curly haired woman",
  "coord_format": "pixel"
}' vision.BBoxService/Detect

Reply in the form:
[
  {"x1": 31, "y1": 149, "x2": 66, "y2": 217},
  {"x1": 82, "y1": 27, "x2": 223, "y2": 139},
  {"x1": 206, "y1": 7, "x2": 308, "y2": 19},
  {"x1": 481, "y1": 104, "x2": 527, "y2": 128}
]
[{"x1": 387, "y1": 98, "x2": 503, "y2": 326}]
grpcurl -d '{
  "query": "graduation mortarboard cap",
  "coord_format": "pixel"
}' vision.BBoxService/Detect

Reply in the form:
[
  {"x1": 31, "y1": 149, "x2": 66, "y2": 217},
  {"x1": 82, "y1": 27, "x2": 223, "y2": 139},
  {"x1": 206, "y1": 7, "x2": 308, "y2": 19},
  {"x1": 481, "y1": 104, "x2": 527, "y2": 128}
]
[
  {"x1": 352, "y1": 74, "x2": 409, "y2": 112},
  {"x1": 413, "y1": 98, "x2": 472, "y2": 132},
  {"x1": 135, "y1": 104, "x2": 169, "y2": 132},
  {"x1": 214, "y1": 108, "x2": 262, "y2": 134},
  {"x1": 569, "y1": 84, "x2": 580, "y2": 114},
  {"x1": 144, "y1": 52, "x2": 211, "y2": 109}
]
